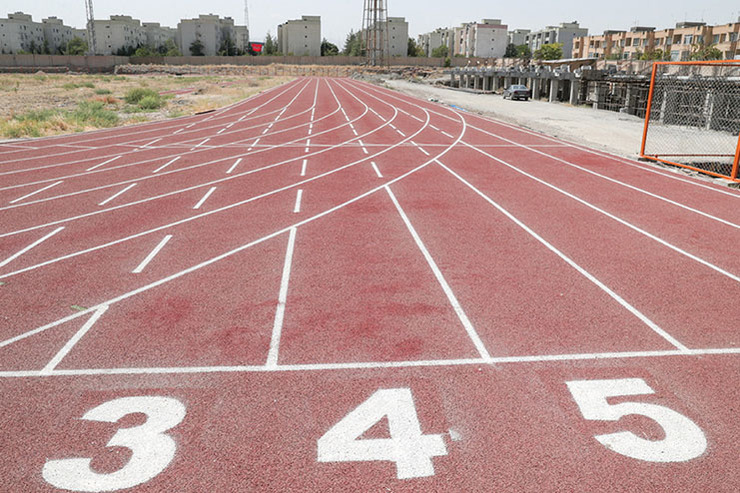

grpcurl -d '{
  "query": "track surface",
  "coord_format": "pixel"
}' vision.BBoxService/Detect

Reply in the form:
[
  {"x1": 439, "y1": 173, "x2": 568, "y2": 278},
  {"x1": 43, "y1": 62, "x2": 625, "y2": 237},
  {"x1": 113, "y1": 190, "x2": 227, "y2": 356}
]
[{"x1": 0, "y1": 77, "x2": 738, "y2": 492}]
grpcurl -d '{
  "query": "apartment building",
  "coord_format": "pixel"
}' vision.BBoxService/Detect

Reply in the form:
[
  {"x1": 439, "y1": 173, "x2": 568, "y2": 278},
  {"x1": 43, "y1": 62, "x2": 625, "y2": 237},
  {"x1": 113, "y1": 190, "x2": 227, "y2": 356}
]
[
  {"x1": 41, "y1": 17, "x2": 79, "y2": 54},
  {"x1": 525, "y1": 22, "x2": 588, "y2": 58},
  {"x1": 361, "y1": 16, "x2": 409, "y2": 57},
  {"x1": 0, "y1": 12, "x2": 45, "y2": 54},
  {"x1": 277, "y1": 15, "x2": 321, "y2": 56},
  {"x1": 178, "y1": 14, "x2": 236, "y2": 56},
  {"x1": 418, "y1": 27, "x2": 454, "y2": 57},
  {"x1": 90, "y1": 15, "x2": 147, "y2": 55},
  {"x1": 142, "y1": 23, "x2": 177, "y2": 50},
  {"x1": 454, "y1": 19, "x2": 508, "y2": 58},
  {"x1": 508, "y1": 29, "x2": 531, "y2": 47},
  {"x1": 574, "y1": 19, "x2": 740, "y2": 61},
  {"x1": 234, "y1": 25, "x2": 249, "y2": 52}
]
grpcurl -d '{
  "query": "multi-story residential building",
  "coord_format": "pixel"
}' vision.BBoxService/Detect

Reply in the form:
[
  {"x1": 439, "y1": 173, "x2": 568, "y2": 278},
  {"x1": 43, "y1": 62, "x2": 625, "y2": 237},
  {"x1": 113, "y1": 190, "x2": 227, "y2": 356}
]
[
  {"x1": 454, "y1": 19, "x2": 508, "y2": 58},
  {"x1": 178, "y1": 14, "x2": 236, "y2": 56},
  {"x1": 418, "y1": 27, "x2": 454, "y2": 57},
  {"x1": 41, "y1": 17, "x2": 78, "y2": 54},
  {"x1": 90, "y1": 15, "x2": 146, "y2": 55},
  {"x1": 525, "y1": 21, "x2": 588, "y2": 58},
  {"x1": 386, "y1": 17, "x2": 409, "y2": 57},
  {"x1": 507, "y1": 29, "x2": 530, "y2": 47},
  {"x1": 0, "y1": 12, "x2": 45, "y2": 54},
  {"x1": 234, "y1": 25, "x2": 249, "y2": 53},
  {"x1": 574, "y1": 19, "x2": 740, "y2": 61},
  {"x1": 142, "y1": 22, "x2": 177, "y2": 51},
  {"x1": 277, "y1": 15, "x2": 321, "y2": 56}
]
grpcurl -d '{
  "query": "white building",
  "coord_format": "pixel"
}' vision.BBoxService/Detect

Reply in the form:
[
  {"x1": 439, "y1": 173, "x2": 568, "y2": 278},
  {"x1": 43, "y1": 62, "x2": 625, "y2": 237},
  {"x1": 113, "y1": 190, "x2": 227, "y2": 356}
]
[
  {"x1": 0, "y1": 12, "x2": 45, "y2": 54},
  {"x1": 277, "y1": 15, "x2": 321, "y2": 56},
  {"x1": 454, "y1": 19, "x2": 508, "y2": 58},
  {"x1": 525, "y1": 22, "x2": 588, "y2": 58},
  {"x1": 178, "y1": 14, "x2": 237, "y2": 56},
  {"x1": 90, "y1": 15, "x2": 146, "y2": 55},
  {"x1": 234, "y1": 25, "x2": 249, "y2": 52},
  {"x1": 142, "y1": 22, "x2": 177, "y2": 51},
  {"x1": 419, "y1": 27, "x2": 454, "y2": 57},
  {"x1": 41, "y1": 17, "x2": 79, "y2": 54},
  {"x1": 386, "y1": 17, "x2": 409, "y2": 57},
  {"x1": 508, "y1": 29, "x2": 531, "y2": 47}
]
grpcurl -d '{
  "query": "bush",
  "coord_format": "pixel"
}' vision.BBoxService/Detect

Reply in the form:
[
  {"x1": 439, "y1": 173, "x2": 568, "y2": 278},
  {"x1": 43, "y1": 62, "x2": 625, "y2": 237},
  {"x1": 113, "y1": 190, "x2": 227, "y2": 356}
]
[
  {"x1": 124, "y1": 87, "x2": 159, "y2": 104},
  {"x1": 69, "y1": 101, "x2": 119, "y2": 127},
  {"x1": 138, "y1": 95, "x2": 164, "y2": 110},
  {"x1": 94, "y1": 88, "x2": 112, "y2": 95}
]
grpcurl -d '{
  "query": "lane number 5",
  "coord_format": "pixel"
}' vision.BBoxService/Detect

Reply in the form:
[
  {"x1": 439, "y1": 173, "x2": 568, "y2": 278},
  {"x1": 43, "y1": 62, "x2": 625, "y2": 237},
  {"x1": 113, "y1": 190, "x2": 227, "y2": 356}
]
[
  {"x1": 43, "y1": 396, "x2": 186, "y2": 492},
  {"x1": 566, "y1": 379, "x2": 707, "y2": 462}
]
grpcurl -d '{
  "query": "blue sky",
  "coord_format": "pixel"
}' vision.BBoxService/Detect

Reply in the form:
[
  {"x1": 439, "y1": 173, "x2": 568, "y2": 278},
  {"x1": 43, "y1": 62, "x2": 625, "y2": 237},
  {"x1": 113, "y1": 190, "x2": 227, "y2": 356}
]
[{"x1": 5, "y1": 1, "x2": 739, "y2": 47}]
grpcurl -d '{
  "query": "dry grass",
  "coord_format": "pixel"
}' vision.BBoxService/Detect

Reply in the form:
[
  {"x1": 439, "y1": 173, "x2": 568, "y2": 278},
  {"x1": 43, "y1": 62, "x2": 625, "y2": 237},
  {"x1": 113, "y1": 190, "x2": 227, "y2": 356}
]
[{"x1": 0, "y1": 73, "x2": 290, "y2": 139}]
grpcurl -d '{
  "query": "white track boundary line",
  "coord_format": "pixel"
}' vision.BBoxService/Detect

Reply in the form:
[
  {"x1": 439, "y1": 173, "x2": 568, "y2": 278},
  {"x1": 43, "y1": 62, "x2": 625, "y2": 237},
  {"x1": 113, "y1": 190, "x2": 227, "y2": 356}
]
[
  {"x1": 0, "y1": 227, "x2": 64, "y2": 269},
  {"x1": 40, "y1": 305, "x2": 109, "y2": 375},
  {"x1": 132, "y1": 235, "x2": 172, "y2": 274},
  {"x1": 9, "y1": 181, "x2": 63, "y2": 204},
  {"x1": 1, "y1": 347, "x2": 738, "y2": 379},
  {"x1": 437, "y1": 158, "x2": 690, "y2": 352},
  {"x1": 385, "y1": 185, "x2": 492, "y2": 360},
  {"x1": 99, "y1": 183, "x2": 136, "y2": 206},
  {"x1": 193, "y1": 187, "x2": 217, "y2": 210},
  {"x1": 463, "y1": 142, "x2": 740, "y2": 284},
  {"x1": 266, "y1": 227, "x2": 297, "y2": 368},
  {"x1": 0, "y1": 98, "x2": 459, "y2": 351}
]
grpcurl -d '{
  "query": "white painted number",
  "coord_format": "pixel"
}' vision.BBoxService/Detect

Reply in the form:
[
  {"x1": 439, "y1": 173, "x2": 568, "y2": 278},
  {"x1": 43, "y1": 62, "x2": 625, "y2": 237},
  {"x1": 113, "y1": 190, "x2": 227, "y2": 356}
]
[
  {"x1": 43, "y1": 396, "x2": 186, "y2": 492},
  {"x1": 566, "y1": 379, "x2": 707, "y2": 462},
  {"x1": 317, "y1": 388, "x2": 447, "y2": 479}
]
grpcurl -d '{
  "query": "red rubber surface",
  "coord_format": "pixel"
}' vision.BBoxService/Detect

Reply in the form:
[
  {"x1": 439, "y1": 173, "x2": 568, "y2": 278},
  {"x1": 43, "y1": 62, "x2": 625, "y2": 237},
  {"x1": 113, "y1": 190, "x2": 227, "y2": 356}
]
[{"x1": 0, "y1": 77, "x2": 738, "y2": 492}]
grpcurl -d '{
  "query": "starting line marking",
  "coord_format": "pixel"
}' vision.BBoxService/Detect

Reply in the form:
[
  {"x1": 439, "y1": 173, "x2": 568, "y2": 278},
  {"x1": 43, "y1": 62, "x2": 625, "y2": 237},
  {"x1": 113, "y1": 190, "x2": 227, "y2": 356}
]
[
  {"x1": 226, "y1": 158, "x2": 243, "y2": 174},
  {"x1": 293, "y1": 189, "x2": 303, "y2": 213},
  {"x1": 301, "y1": 159, "x2": 308, "y2": 177},
  {"x1": 99, "y1": 183, "x2": 137, "y2": 206},
  {"x1": 40, "y1": 305, "x2": 109, "y2": 375},
  {"x1": 9, "y1": 181, "x2": 63, "y2": 204},
  {"x1": 0, "y1": 226, "x2": 64, "y2": 269},
  {"x1": 191, "y1": 138, "x2": 210, "y2": 151},
  {"x1": 153, "y1": 156, "x2": 181, "y2": 174},
  {"x1": 266, "y1": 227, "x2": 298, "y2": 368},
  {"x1": 132, "y1": 235, "x2": 173, "y2": 274},
  {"x1": 193, "y1": 187, "x2": 217, "y2": 210},
  {"x1": 371, "y1": 161, "x2": 383, "y2": 178},
  {"x1": 86, "y1": 155, "x2": 121, "y2": 172}
]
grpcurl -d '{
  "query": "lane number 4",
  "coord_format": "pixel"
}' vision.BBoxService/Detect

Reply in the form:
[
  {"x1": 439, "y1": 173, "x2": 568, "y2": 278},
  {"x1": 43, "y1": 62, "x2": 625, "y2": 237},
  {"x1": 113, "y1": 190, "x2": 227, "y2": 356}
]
[
  {"x1": 317, "y1": 388, "x2": 448, "y2": 479},
  {"x1": 566, "y1": 378, "x2": 707, "y2": 462}
]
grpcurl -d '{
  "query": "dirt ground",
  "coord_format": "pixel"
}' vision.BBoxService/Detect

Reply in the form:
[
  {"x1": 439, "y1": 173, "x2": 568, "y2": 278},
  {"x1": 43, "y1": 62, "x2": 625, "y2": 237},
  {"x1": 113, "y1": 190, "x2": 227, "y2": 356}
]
[{"x1": 0, "y1": 73, "x2": 290, "y2": 138}]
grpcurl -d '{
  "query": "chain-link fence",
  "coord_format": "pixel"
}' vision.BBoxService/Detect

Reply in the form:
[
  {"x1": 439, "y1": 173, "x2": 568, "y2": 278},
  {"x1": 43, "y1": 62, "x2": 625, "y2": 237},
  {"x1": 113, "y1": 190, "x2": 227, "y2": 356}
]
[{"x1": 640, "y1": 61, "x2": 740, "y2": 181}]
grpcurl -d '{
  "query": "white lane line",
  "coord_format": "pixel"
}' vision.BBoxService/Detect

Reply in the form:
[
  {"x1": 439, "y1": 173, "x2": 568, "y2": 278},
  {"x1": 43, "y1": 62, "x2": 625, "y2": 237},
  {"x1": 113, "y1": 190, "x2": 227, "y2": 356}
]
[
  {"x1": 247, "y1": 137, "x2": 261, "y2": 152},
  {"x1": 358, "y1": 139, "x2": 369, "y2": 154},
  {"x1": 132, "y1": 235, "x2": 172, "y2": 274},
  {"x1": 40, "y1": 305, "x2": 109, "y2": 375},
  {"x1": 351, "y1": 127, "x2": 358, "y2": 136},
  {"x1": 266, "y1": 227, "x2": 298, "y2": 368},
  {"x1": 226, "y1": 158, "x2": 243, "y2": 174},
  {"x1": 430, "y1": 125, "x2": 440, "y2": 131},
  {"x1": 441, "y1": 131, "x2": 454, "y2": 138},
  {"x1": 86, "y1": 155, "x2": 121, "y2": 172},
  {"x1": 99, "y1": 183, "x2": 137, "y2": 206},
  {"x1": 152, "y1": 156, "x2": 181, "y2": 173},
  {"x1": 300, "y1": 159, "x2": 308, "y2": 177},
  {"x1": 6, "y1": 347, "x2": 740, "y2": 378},
  {"x1": 9, "y1": 181, "x2": 63, "y2": 204},
  {"x1": 217, "y1": 128, "x2": 227, "y2": 135},
  {"x1": 186, "y1": 123, "x2": 197, "y2": 129},
  {"x1": 304, "y1": 139, "x2": 311, "y2": 153},
  {"x1": 190, "y1": 138, "x2": 210, "y2": 151},
  {"x1": 0, "y1": 227, "x2": 64, "y2": 269},
  {"x1": 412, "y1": 141, "x2": 430, "y2": 156},
  {"x1": 396, "y1": 129, "x2": 406, "y2": 137},
  {"x1": 226, "y1": 122, "x2": 235, "y2": 129},
  {"x1": 385, "y1": 185, "x2": 492, "y2": 360},
  {"x1": 140, "y1": 138, "x2": 161, "y2": 148},
  {"x1": 193, "y1": 187, "x2": 217, "y2": 210},
  {"x1": 464, "y1": 142, "x2": 740, "y2": 284},
  {"x1": 173, "y1": 128, "x2": 184, "y2": 135},
  {"x1": 437, "y1": 159, "x2": 690, "y2": 352},
  {"x1": 261, "y1": 125, "x2": 272, "y2": 135},
  {"x1": 371, "y1": 161, "x2": 383, "y2": 178},
  {"x1": 293, "y1": 189, "x2": 303, "y2": 213}
]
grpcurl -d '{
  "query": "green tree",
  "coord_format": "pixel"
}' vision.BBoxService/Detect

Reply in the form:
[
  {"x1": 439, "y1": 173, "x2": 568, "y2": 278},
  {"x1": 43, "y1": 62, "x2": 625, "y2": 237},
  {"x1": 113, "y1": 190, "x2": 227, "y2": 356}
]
[
  {"x1": 431, "y1": 45, "x2": 449, "y2": 58},
  {"x1": 407, "y1": 37, "x2": 423, "y2": 57},
  {"x1": 218, "y1": 35, "x2": 241, "y2": 56},
  {"x1": 342, "y1": 30, "x2": 363, "y2": 56},
  {"x1": 263, "y1": 32, "x2": 279, "y2": 55},
  {"x1": 515, "y1": 44, "x2": 532, "y2": 59},
  {"x1": 158, "y1": 39, "x2": 181, "y2": 57},
  {"x1": 534, "y1": 43, "x2": 563, "y2": 60},
  {"x1": 134, "y1": 45, "x2": 156, "y2": 57},
  {"x1": 691, "y1": 44, "x2": 722, "y2": 60},
  {"x1": 65, "y1": 37, "x2": 88, "y2": 55},
  {"x1": 189, "y1": 39, "x2": 205, "y2": 56},
  {"x1": 321, "y1": 38, "x2": 339, "y2": 56},
  {"x1": 504, "y1": 43, "x2": 518, "y2": 58}
]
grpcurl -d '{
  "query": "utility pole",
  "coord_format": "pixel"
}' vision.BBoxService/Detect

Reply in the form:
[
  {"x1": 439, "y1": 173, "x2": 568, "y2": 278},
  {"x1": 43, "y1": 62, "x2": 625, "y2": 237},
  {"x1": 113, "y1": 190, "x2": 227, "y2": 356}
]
[
  {"x1": 361, "y1": 0, "x2": 390, "y2": 66},
  {"x1": 85, "y1": 0, "x2": 96, "y2": 55},
  {"x1": 244, "y1": 0, "x2": 250, "y2": 48}
]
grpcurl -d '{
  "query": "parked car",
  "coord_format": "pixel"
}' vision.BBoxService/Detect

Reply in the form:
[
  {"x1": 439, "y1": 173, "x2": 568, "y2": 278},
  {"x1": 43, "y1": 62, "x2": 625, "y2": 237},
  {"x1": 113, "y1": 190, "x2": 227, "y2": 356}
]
[{"x1": 503, "y1": 85, "x2": 532, "y2": 101}]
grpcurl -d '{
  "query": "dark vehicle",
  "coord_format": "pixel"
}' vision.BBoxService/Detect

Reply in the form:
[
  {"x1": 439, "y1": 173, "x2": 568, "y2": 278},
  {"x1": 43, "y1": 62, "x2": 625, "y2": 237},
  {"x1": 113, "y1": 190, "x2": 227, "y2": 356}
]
[{"x1": 503, "y1": 84, "x2": 531, "y2": 101}]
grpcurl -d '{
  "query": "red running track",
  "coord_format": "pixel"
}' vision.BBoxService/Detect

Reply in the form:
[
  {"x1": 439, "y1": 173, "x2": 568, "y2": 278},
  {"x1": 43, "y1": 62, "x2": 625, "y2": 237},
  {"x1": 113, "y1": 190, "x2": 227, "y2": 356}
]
[{"x1": 0, "y1": 77, "x2": 738, "y2": 492}]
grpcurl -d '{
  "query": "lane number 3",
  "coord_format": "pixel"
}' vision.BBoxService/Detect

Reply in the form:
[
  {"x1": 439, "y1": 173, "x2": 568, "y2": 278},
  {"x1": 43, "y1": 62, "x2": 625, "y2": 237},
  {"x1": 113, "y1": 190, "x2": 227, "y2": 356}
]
[
  {"x1": 43, "y1": 396, "x2": 186, "y2": 492},
  {"x1": 566, "y1": 378, "x2": 707, "y2": 462}
]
